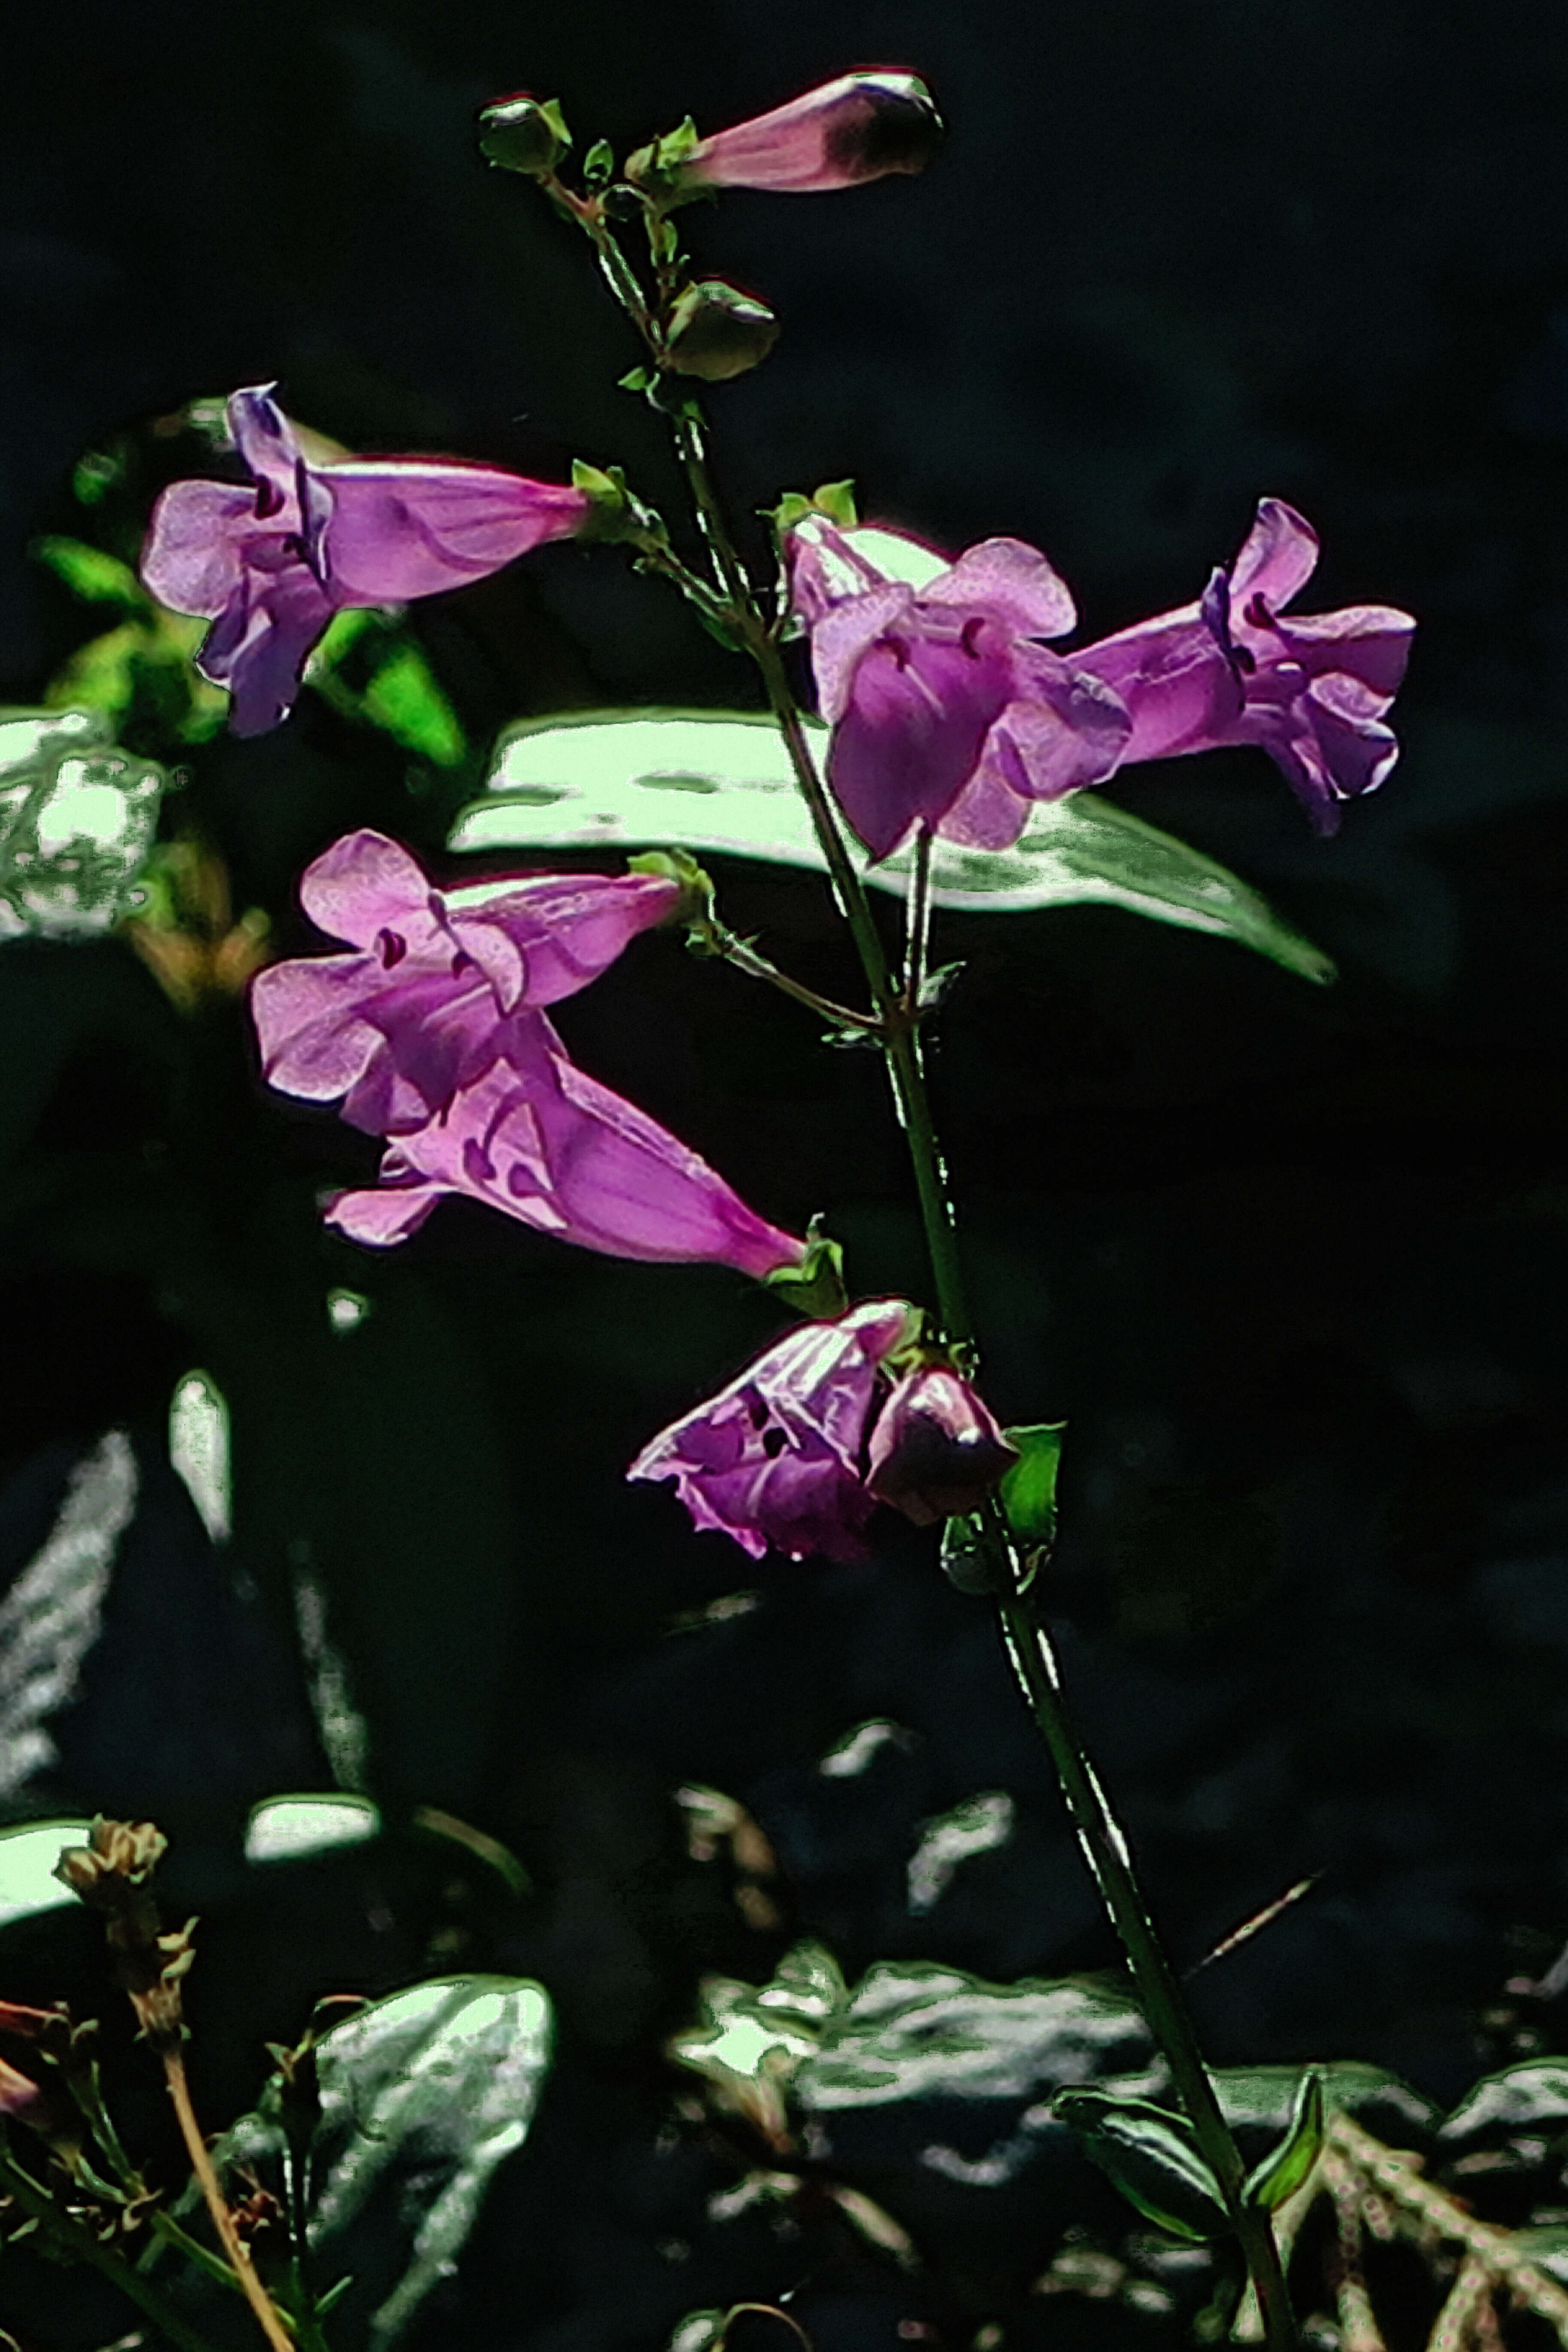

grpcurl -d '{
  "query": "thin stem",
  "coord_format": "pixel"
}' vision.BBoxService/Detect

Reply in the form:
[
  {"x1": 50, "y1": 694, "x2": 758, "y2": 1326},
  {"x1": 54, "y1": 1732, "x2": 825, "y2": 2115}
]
[
  {"x1": 0, "y1": 2140, "x2": 221, "y2": 2352},
  {"x1": 163, "y1": 2052, "x2": 295, "y2": 2352},
  {"x1": 702, "y1": 919, "x2": 879, "y2": 1033},
  {"x1": 994, "y1": 1580, "x2": 1298, "y2": 2352},
  {"x1": 902, "y1": 827, "x2": 935, "y2": 1013},
  {"x1": 671, "y1": 403, "x2": 754, "y2": 609}
]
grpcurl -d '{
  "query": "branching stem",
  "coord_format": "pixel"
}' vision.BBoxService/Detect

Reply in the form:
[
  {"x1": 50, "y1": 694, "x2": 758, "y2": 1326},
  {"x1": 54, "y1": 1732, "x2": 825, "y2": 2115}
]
[{"x1": 163, "y1": 2051, "x2": 295, "y2": 2352}]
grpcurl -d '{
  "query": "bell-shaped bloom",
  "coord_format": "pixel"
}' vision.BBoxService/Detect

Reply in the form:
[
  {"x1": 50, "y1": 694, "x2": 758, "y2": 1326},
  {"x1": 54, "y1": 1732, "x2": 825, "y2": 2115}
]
[
  {"x1": 322, "y1": 1012, "x2": 806, "y2": 1276},
  {"x1": 142, "y1": 385, "x2": 591, "y2": 736},
  {"x1": 252, "y1": 829, "x2": 684, "y2": 1137},
  {"x1": 865, "y1": 1366, "x2": 1017, "y2": 1526},
  {"x1": 790, "y1": 520, "x2": 1131, "y2": 860},
  {"x1": 628, "y1": 1300, "x2": 917, "y2": 1561},
  {"x1": 672, "y1": 72, "x2": 942, "y2": 195},
  {"x1": 1074, "y1": 499, "x2": 1416, "y2": 833}
]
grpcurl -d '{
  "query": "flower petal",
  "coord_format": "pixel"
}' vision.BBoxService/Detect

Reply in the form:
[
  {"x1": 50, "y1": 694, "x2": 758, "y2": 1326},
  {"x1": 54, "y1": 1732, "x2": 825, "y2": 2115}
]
[
  {"x1": 319, "y1": 464, "x2": 589, "y2": 602},
  {"x1": 828, "y1": 614, "x2": 1016, "y2": 859},
  {"x1": 1228, "y1": 497, "x2": 1320, "y2": 614},
  {"x1": 808, "y1": 578, "x2": 914, "y2": 721},
  {"x1": 297, "y1": 829, "x2": 434, "y2": 949},
  {"x1": 922, "y1": 537, "x2": 1077, "y2": 640},
  {"x1": 1075, "y1": 610, "x2": 1245, "y2": 765},
  {"x1": 193, "y1": 563, "x2": 337, "y2": 736},
  {"x1": 226, "y1": 384, "x2": 305, "y2": 520},
  {"x1": 140, "y1": 481, "x2": 260, "y2": 619}
]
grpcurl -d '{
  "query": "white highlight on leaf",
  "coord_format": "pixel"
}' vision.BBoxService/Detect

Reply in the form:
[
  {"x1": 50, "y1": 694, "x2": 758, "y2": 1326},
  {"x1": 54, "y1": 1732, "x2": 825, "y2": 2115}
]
[
  {"x1": 0, "y1": 1431, "x2": 137, "y2": 1797},
  {"x1": 819, "y1": 1718, "x2": 910, "y2": 1778},
  {"x1": 290, "y1": 1544, "x2": 372, "y2": 1794},
  {"x1": 245, "y1": 1794, "x2": 380, "y2": 1863},
  {"x1": 168, "y1": 1370, "x2": 230, "y2": 1544},
  {"x1": 906, "y1": 1791, "x2": 1015, "y2": 1916},
  {"x1": 0, "y1": 1820, "x2": 95, "y2": 1929}
]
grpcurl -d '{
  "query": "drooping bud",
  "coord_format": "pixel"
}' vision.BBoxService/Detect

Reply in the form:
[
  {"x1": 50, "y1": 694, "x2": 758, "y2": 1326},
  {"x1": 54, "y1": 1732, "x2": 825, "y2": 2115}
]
[
  {"x1": 665, "y1": 281, "x2": 781, "y2": 381},
  {"x1": 638, "y1": 72, "x2": 942, "y2": 201},
  {"x1": 478, "y1": 92, "x2": 571, "y2": 177},
  {"x1": 865, "y1": 1367, "x2": 1018, "y2": 1526}
]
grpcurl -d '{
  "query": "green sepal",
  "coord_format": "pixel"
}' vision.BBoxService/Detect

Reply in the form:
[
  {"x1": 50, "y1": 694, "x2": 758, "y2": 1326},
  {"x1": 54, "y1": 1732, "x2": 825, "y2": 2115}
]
[
  {"x1": 619, "y1": 366, "x2": 654, "y2": 394},
  {"x1": 626, "y1": 846, "x2": 715, "y2": 927},
  {"x1": 764, "y1": 1226, "x2": 848, "y2": 1321},
  {"x1": 764, "y1": 481, "x2": 859, "y2": 543},
  {"x1": 1054, "y1": 2087, "x2": 1231, "y2": 2242},
  {"x1": 940, "y1": 1512, "x2": 1008, "y2": 1595},
  {"x1": 625, "y1": 115, "x2": 703, "y2": 206},
  {"x1": 999, "y1": 1423, "x2": 1066, "y2": 1546},
  {"x1": 1245, "y1": 2069, "x2": 1324, "y2": 2212},
  {"x1": 570, "y1": 458, "x2": 637, "y2": 542},
  {"x1": 810, "y1": 480, "x2": 858, "y2": 529},
  {"x1": 583, "y1": 137, "x2": 615, "y2": 185}
]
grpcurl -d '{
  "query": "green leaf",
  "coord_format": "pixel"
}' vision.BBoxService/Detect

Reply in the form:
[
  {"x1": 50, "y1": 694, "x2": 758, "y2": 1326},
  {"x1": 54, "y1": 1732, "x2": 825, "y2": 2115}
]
[
  {"x1": 1440, "y1": 2060, "x2": 1568, "y2": 2146},
  {"x1": 1053, "y1": 2088, "x2": 1230, "y2": 2242},
  {"x1": 32, "y1": 534, "x2": 150, "y2": 612},
  {"x1": 793, "y1": 1960, "x2": 1153, "y2": 2110},
  {"x1": 1213, "y1": 2061, "x2": 1435, "y2": 2152},
  {"x1": 1245, "y1": 2068, "x2": 1324, "y2": 2210},
  {"x1": 0, "y1": 706, "x2": 168, "y2": 938},
  {"x1": 0, "y1": 1819, "x2": 94, "y2": 1931},
  {"x1": 308, "y1": 611, "x2": 467, "y2": 767},
  {"x1": 583, "y1": 137, "x2": 615, "y2": 183},
  {"x1": 1000, "y1": 1423, "x2": 1066, "y2": 1544},
  {"x1": 453, "y1": 710, "x2": 1334, "y2": 981},
  {"x1": 196, "y1": 1976, "x2": 552, "y2": 2348}
]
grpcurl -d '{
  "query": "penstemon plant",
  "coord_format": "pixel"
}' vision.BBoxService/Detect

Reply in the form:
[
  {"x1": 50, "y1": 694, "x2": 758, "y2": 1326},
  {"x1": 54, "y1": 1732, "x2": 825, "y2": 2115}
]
[
  {"x1": 15, "y1": 59, "x2": 1511, "y2": 2352},
  {"x1": 127, "y1": 64, "x2": 1422, "y2": 2352}
]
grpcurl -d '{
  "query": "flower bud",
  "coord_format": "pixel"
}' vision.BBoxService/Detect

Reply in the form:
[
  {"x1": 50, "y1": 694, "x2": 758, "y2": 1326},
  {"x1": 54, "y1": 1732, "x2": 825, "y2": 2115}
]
[
  {"x1": 866, "y1": 1367, "x2": 1018, "y2": 1526},
  {"x1": 478, "y1": 92, "x2": 571, "y2": 177},
  {"x1": 646, "y1": 72, "x2": 942, "y2": 199},
  {"x1": 665, "y1": 281, "x2": 781, "y2": 381}
]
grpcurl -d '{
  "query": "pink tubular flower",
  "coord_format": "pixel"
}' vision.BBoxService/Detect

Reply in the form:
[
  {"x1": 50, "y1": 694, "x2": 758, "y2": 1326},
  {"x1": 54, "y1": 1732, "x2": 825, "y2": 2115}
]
[
  {"x1": 1074, "y1": 499, "x2": 1416, "y2": 833},
  {"x1": 141, "y1": 385, "x2": 591, "y2": 736},
  {"x1": 628, "y1": 1300, "x2": 917, "y2": 1562},
  {"x1": 865, "y1": 1366, "x2": 1018, "y2": 1525},
  {"x1": 323, "y1": 1011, "x2": 806, "y2": 1275},
  {"x1": 255, "y1": 832, "x2": 804, "y2": 1276},
  {"x1": 673, "y1": 72, "x2": 942, "y2": 195},
  {"x1": 790, "y1": 520, "x2": 1132, "y2": 860},
  {"x1": 251, "y1": 829, "x2": 684, "y2": 1137}
]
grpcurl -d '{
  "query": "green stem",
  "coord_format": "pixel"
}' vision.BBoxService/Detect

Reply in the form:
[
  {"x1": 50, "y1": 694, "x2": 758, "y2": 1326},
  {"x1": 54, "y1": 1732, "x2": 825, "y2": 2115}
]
[
  {"x1": 0, "y1": 2142, "x2": 222, "y2": 2352},
  {"x1": 562, "y1": 199, "x2": 1297, "y2": 2347},
  {"x1": 702, "y1": 918, "x2": 879, "y2": 1033},
  {"x1": 993, "y1": 1583, "x2": 1297, "y2": 2352}
]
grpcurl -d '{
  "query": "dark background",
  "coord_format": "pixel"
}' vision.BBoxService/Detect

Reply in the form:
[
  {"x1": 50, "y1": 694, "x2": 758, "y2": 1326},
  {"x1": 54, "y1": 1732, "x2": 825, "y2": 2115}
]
[{"x1": 2, "y1": 3, "x2": 1568, "y2": 2345}]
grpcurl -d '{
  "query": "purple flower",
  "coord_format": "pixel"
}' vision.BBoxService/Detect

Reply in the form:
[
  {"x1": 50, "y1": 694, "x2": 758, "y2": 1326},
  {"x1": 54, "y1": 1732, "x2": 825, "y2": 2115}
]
[
  {"x1": 1074, "y1": 499, "x2": 1416, "y2": 833},
  {"x1": 628, "y1": 1301, "x2": 917, "y2": 1561},
  {"x1": 251, "y1": 829, "x2": 684, "y2": 1137},
  {"x1": 672, "y1": 72, "x2": 942, "y2": 195},
  {"x1": 323, "y1": 1014, "x2": 807, "y2": 1276},
  {"x1": 141, "y1": 386, "x2": 591, "y2": 736},
  {"x1": 790, "y1": 520, "x2": 1131, "y2": 860},
  {"x1": 865, "y1": 1367, "x2": 1018, "y2": 1526}
]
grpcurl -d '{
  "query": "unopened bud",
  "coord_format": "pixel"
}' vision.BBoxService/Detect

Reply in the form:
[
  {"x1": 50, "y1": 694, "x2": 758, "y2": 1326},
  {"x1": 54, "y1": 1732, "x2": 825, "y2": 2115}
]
[
  {"x1": 478, "y1": 92, "x2": 571, "y2": 177},
  {"x1": 638, "y1": 73, "x2": 942, "y2": 201},
  {"x1": 665, "y1": 281, "x2": 781, "y2": 382},
  {"x1": 866, "y1": 1367, "x2": 1018, "y2": 1526}
]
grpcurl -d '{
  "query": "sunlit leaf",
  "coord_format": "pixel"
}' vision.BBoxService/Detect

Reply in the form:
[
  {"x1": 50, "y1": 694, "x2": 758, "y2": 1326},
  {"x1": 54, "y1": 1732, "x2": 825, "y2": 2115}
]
[
  {"x1": 1053, "y1": 2087, "x2": 1230, "y2": 2242},
  {"x1": 794, "y1": 1960, "x2": 1153, "y2": 2110},
  {"x1": 1244, "y1": 2069, "x2": 1324, "y2": 2211},
  {"x1": 32, "y1": 535, "x2": 150, "y2": 611},
  {"x1": 1001, "y1": 1423, "x2": 1066, "y2": 1545},
  {"x1": 192, "y1": 1975, "x2": 552, "y2": 2348},
  {"x1": 451, "y1": 709, "x2": 1334, "y2": 980},
  {"x1": 243, "y1": 1794, "x2": 381, "y2": 1865},
  {"x1": 310, "y1": 610, "x2": 466, "y2": 768},
  {"x1": 0, "y1": 707, "x2": 167, "y2": 939},
  {"x1": 0, "y1": 1820, "x2": 93, "y2": 1931}
]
